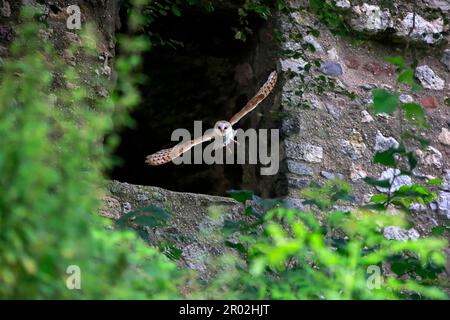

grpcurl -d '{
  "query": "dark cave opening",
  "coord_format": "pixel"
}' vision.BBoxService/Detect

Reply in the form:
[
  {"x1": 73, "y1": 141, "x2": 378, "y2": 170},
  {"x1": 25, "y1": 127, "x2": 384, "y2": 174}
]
[{"x1": 110, "y1": 5, "x2": 266, "y2": 196}]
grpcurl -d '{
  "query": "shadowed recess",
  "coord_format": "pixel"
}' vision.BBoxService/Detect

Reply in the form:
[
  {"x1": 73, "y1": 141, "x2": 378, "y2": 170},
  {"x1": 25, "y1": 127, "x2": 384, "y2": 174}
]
[{"x1": 110, "y1": 5, "x2": 265, "y2": 196}]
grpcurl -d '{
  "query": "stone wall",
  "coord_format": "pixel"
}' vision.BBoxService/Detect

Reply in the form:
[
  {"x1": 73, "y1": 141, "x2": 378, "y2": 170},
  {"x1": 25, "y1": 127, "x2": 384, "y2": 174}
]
[{"x1": 270, "y1": 1, "x2": 449, "y2": 226}]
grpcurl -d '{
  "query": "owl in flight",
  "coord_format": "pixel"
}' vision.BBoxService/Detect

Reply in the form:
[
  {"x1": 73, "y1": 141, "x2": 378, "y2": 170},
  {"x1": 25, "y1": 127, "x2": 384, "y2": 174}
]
[{"x1": 146, "y1": 70, "x2": 278, "y2": 166}]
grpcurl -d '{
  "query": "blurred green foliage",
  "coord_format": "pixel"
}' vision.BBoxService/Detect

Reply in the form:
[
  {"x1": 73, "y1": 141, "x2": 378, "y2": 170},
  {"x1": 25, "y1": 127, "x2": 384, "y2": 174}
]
[
  {"x1": 201, "y1": 185, "x2": 448, "y2": 300},
  {"x1": 0, "y1": 2, "x2": 183, "y2": 299}
]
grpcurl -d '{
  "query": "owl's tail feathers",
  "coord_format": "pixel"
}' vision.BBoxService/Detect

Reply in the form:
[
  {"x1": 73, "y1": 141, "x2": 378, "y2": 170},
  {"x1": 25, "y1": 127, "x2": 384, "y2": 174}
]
[{"x1": 145, "y1": 148, "x2": 174, "y2": 166}]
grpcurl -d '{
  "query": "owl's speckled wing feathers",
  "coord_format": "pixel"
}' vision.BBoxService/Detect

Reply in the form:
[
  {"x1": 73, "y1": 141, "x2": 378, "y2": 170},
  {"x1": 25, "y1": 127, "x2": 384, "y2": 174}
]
[
  {"x1": 145, "y1": 130, "x2": 216, "y2": 166},
  {"x1": 146, "y1": 71, "x2": 277, "y2": 166},
  {"x1": 229, "y1": 71, "x2": 277, "y2": 125}
]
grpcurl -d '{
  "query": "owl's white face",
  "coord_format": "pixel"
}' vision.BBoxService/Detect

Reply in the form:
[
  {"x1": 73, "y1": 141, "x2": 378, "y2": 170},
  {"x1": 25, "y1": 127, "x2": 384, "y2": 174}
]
[{"x1": 214, "y1": 120, "x2": 233, "y2": 137}]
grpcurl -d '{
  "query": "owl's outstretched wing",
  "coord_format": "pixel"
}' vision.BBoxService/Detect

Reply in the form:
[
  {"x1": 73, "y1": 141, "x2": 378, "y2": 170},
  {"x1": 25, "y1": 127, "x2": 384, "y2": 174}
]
[
  {"x1": 229, "y1": 71, "x2": 277, "y2": 126},
  {"x1": 145, "y1": 130, "x2": 216, "y2": 166}
]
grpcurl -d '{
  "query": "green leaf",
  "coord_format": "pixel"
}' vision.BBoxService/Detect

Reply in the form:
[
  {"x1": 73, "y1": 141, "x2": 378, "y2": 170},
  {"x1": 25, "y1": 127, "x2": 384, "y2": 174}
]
[
  {"x1": 159, "y1": 241, "x2": 182, "y2": 261},
  {"x1": 384, "y1": 56, "x2": 405, "y2": 68},
  {"x1": 363, "y1": 177, "x2": 391, "y2": 188},
  {"x1": 308, "y1": 28, "x2": 320, "y2": 37},
  {"x1": 427, "y1": 178, "x2": 443, "y2": 187},
  {"x1": 397, "y1": 68, "x2": 415, "y2": 86},
  {"x1": 401, "y1": 131, "x2": 430, "y2": 148},
  {"x1": 390, "y1": 256, "x2": 413, "y2": 276},
  {"x1": 245, "y1": 206, "x2": 263, "y2": 218},
  {"x1": 227, "y1": 190, "x2": 254, "y2": 203},
  {"x1": 224, "y1": 241, "x2": 246, "y2": 254},
  {"x1": 233, "y1": 30, "x2": 246, "y2": 41},
  {"x1": 328, "y1": 210, "x2": 349, "y2": 227},
  {"x1": 431, "y1": 226, "x2": 445, "y2": 236},
  {"x1": 361, "y1": 203, "x2": 387, "y2": 210},
  {"x1": 134, "y1": 215, "x2": 160, "y2": 228},
  {"x1": 222, "y1": 220, "x2": 242, "y2": 235},
  {"x1": 171, "y1": 5, "x2": 181, "y2": 16},
  {"x1": 372, "y1": 89, "x2": 399, "y2": 114},
  {"x1": 406, "y1": 151, "x2": 417, "y2": 171},
  {"x1": 411, "y1": 82, "x2": 422, "y2": 92},
  {"x1": 370, "y1": 194, "x2": 388, "y2": 204},
  {"x1": 374, "y1": 148, "x2": 397, "y2": 167},
  {"x1": 117, "y1": 205, "x2": 171, "y2": 228},
  {"x1": 401, "y1": 103, "x2": 426, "y2": 128},
  {"x1": 252, "y1": 195, "x2": 282, "y2": 211}
]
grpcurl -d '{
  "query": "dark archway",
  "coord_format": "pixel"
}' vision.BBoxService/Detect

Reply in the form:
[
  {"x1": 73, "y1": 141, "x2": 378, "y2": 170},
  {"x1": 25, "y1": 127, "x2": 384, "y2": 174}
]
[{"x1": 110, "y1": 5, "x2": 266, "y2": 196}]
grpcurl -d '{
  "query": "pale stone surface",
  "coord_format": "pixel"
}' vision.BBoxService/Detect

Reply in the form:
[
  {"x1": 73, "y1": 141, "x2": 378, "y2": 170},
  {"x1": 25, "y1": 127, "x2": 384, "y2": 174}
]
[
  {"x1": 319, "y1": 62, "x2": 343, "y2": 76},
  {"x1": 284, "y1": 196, "x2": 305, "y2": 210},
  {"x1": 286, "y1": 160, "x2": 314, "y2": 176},
  {"x1": 437, "y1": 191, "x2": 450, "y2": 219},
  {"x1": 351, "y1": 4, "x2": 393, "y2": 33},
  {"x1": 303, "y1": 35, "x2": 323, "y2": 53},
  {"x1": 374, "y1": 131, "x2": 399, "y2": 152},
  {"x1": 282, "y1": 77, "x2": 303, "y2": 107},
  {"x1": 285, "y1": 141, "x2": 323, "y2": 163},
  {"x1": 442, "y1": 169, "x2": 450, "y2": 190},
  {"x1": 123, "y1": 201, "x2": 132, "y2": 213},
  {"x1": 336, "y1": 0, "x2": 351, "y2": 8},
  {"x1": 384, "y1": 226, "x2": 420, "y2": 241},
  {"x1": 287, "y1": 175, "x2": 310, "y2": 189},
  {"x1": 280, "y1": 57, "x2": 308, "y2": 72},
  {"x1": 424, "y1": 0, "x2": 450, "y2": 11},
  {"x1": 340, "y1": 130, "x2": 366, "y2": 160},
  {"x1": 304, "y1": 93, "x2": 326, "y2": 110},
  {"x1": 399, "y1": 94, "x2": 414, "y2": 103},
  {"x1": 327, "y1": 48, "x2": 339, "y2": 61},
  {"x1": 396, "y1": 13, "x2": 444, "y2": 44},
  {"x1": 415, "y1": 146, "x2": 443, "y2": 168},
  {"x1": 376, "y1": 169, "x2": 412, "y2": 193},
  {"x1": 409, "y1": 202, "x2": 427, "y2": 212},
  {"x1": 1, "y1": 0, "x2": 11, "y2": 17},
  {"x1": 326, "y1": 103, "x2": 343, "y2": 119},
  {"x1": 301, "y1": 144, "x2": 324, "y2": 163},
  {"x1": 415, "y1": 65, "x2": 445, "y2": 90},
  {"x1": 350, "y1": 163, "x2": 367, "y2": 181},
  {"x1": 321, "y1": 171, "x2": 344, "y2": 180},
  {"x1": 361, "y1": 110, "x2": 374, "y2": 123},
  {"x1": 437, "y1": 170, "x2": 450, "y2": 218},
  {"x1": 438, "y1": 128, "x2": 450, "y2": 146}
]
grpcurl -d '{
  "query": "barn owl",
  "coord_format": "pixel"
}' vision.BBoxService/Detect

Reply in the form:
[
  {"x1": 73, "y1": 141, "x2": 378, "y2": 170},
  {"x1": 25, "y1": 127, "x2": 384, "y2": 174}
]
[{"x1": 146, "y1": 70, "x2": 277, "y2": 166}]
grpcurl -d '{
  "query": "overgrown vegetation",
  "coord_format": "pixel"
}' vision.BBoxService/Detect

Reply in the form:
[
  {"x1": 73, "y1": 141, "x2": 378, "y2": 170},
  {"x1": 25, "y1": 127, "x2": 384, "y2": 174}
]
[
  {"x1": 197, "y1": 184, "x2": 447, "y2": 299},
  {"x1": 0, "y1": 2, "x2": 182, "y2": 299},
  {"x1": 364, "y1": 56, "x2": 444, "y2": 225},
  {"x1": 0, "y1": 1, "x2": 447, "y2": 300},
  {"x1": 125, "y1": 0, "x2": 289, "y2": 42}
]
